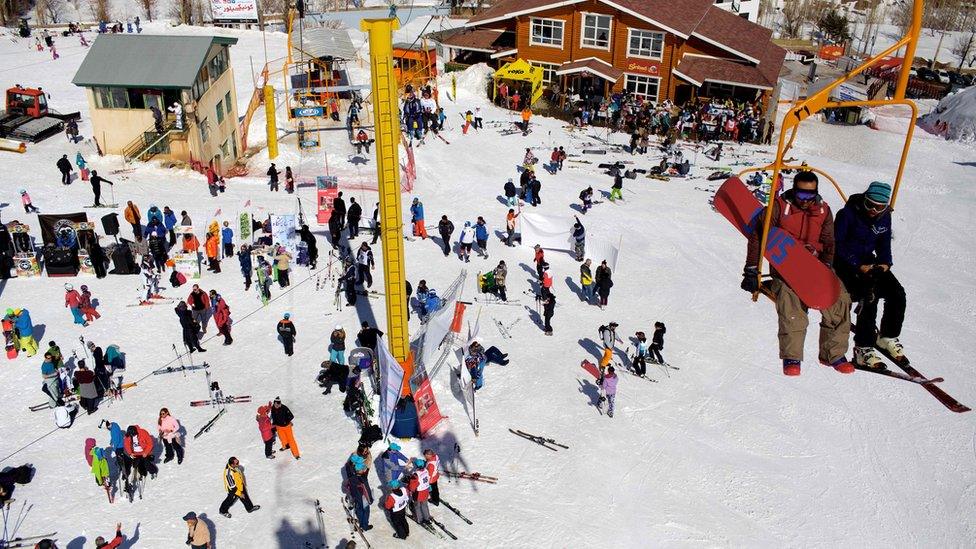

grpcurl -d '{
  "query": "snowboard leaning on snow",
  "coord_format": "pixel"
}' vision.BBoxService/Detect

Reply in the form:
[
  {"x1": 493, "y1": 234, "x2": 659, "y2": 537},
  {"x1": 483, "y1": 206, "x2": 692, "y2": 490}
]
[{"x1": 713, "y1": 176, "x2": 841, "y2": 310}]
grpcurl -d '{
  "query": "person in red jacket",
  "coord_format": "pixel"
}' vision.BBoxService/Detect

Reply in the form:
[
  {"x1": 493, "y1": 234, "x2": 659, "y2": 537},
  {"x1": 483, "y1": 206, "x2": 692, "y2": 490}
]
[
  {"x1": 256, "y1": 404, "x2": 275, "y2": 459},
  {"x1": 94, "y1": 523, "x2": 124, "y2": 548},
  {"x1": 406, "y1": 458, "x2": 431, "y2": 524},
  {"x1": 383, "y1": 479, "x2": 410, "y2": 539},
  {"x1": 123, "y1": 424, "x2": 158, "y2": 483},
  {"x1": 210, "y1": 290, "x2": 232, "y2": 345},
  {"x1": 533, "y1": 245, "x2": 545, "y2": 279},
  {"x1": 64, "y1": 283, "x2": 87, "y2": 326},
  {"x1": 423, "y1": 449, "x2": 440, "y2": 505}
]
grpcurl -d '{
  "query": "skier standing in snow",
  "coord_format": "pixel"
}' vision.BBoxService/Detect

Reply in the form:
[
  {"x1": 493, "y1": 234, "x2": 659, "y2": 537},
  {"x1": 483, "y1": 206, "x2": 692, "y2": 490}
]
[
  {"x1": 256, "y1": 404, "x2": 276, "y2": 459},
  {"x1": 609, "y1": 171, "x2": 624, "y2": 202},
  {"x1": 741, "y1": 171, "x2": 853, "y2": 376},
  {"x1": 64, "y1": 283, "x2": 88, "y2": 326},
  {"x1": 598, "y1": 322, "x2": 619, "y2": 378},
  {"x1": 41, "y1": 353, "x2": 61, "y2": 407},
  {"x1": 533, "y1": 244, "x2": 546, "y2": 279},
  {"x1": 458, "y1": 221, "x2": 475, "y2": 263},
  {"x1": 600, "y1": 366, "x2": 618, "y2": 417},
  {"x1": 219, "y1": 457, "x2": 261, "y2": 518},
  {"x1": 633, "y1": 331, "x2": 648, "y2": 376},
  {"x1": 123, "y1": 424, "x2": 158, "y2": 483},
  {"x1": 276, "y1": 313, "x2": 297, "y2": 357},
  {"x1": 437, "y1": 215, "x2": 454, "y2": 256},
  {"x1": 339, "y1": 259, "x2": 358, "y2": 306},
  {"x1": 407, "y1": 458, "x2": 432, "y2": 524},
  {"x1": 833, "y1": 181, "x2": 906, "y2": 369},
  {"x1": 186, "y1": 285, "x2": 211, "y2": 334},
  {"x1": 541, "y1": 292, "x2": 556, "y2": 335},
  {"x1": 271, "y1": 397, "x2": 300, "y2": 459},
  {"x1": 211, "y1": 291, "x2": 233, "y2": 345},
  {"x1": 158, "y1": 407, "x2": 184, "y2": 464},
  {"x1": 356, "y1": 242, "x2": 374, "y2": 287},
  {"x1": 650, "y1": 322, "x2": 666, "y2": 364},
  {"x1": 410, "y1": 197, "x2": 428, "y2": 239},
  {"x1": 346, "y1": 454, "x2": 373, "y2": 531},
  {"x1": 175, "y1": 302, "x2": 206, "y2": 353},
  {"x1": 475, "y1": 216, "x2": 489, "y2": 258},
  {"x1": 595, "y1": 260, "x2": 613, "y2": 309},
  {"x1": 423, "y1": 449, "x2": 441, "y2": 505},
  {"x1": 384, "y1": 479, "x2": 410, "y2": 539},
  {"x1": 238, "y1": 244, "x2": 253, "y2": 291}
]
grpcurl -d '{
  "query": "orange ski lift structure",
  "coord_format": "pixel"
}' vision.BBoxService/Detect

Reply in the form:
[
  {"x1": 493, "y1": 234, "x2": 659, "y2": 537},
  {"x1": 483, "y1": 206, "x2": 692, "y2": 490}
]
[
  {"x1": 742, "y1": 0, "x2": 924, "y2": 300},
  {"x1": 393, "y1": 39, "x2": 438, "y2": 94},
  {"x1": 284, "y1": 11, "x2": 360, "y2": 126}
]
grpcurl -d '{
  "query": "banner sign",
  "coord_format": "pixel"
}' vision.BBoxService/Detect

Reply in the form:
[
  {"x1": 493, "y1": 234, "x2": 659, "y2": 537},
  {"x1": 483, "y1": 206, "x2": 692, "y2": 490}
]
[
  {"x1": 293, "y1": 106, "x2": 325, "y2": 118},
  {"x1": 377, "y1": 337, "x2": 405, "y2": 438},
  {"x1": 269, "y1": 214, "x2": 299, "y2": 256},
  {"x1": 412, "y1": 371, "x2": 445, "y2": 437},
  {"x1": 239, "y1": 212, "x2": 252, "y2": 240},
  {"x1": 211, "y1": 0, "x2": 259, "y2": 22},
  {"x1": 173, "y1": 252, "x2": 201, "y2": 279},
  {"x1": 38, "y1": 212, "x2": 88, "y2": 248}
]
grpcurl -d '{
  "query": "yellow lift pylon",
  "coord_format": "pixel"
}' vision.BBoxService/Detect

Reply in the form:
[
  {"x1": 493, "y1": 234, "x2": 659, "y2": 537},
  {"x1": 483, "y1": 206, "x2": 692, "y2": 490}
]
[
  {"x1": 747, "y1": 0, "x2": 925, "y2": 299},
  {"x1": 362, "y1": 17, "x2": 414, "y2": 387}
]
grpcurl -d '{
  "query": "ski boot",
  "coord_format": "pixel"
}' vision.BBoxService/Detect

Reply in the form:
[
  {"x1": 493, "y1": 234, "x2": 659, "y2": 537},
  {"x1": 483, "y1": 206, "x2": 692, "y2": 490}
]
[
  {"x1": 854, "y1": 346, "x2": 884, "y2": 369},
  {"x1": 782, "y1": 359, "x2": 801, "y2": 376},
  {"x1": 823, "y1": 356, "x2": 855, "y2": 374},
  {"x1": 876, "y1": 336, "x2": 907, "y2": 364}
]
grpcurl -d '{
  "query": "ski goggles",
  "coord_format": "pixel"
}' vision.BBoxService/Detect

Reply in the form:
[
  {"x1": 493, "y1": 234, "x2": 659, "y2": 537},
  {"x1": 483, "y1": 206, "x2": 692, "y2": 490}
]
[
  {"x1": 793, "y1": 189, "x2": 819, "y2": 202},
  {"x1": 864, "y1": 198, "x2": 889, "y2": 213}
]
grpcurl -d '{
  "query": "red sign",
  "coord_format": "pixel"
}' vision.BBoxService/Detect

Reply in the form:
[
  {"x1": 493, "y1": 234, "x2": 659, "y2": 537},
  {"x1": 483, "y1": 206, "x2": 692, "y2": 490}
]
[
  {"x1": 414, "y1": 376, "x2": 445, "y2": 437},
  {"x1": 625, "y1": 59, "x2": 660, "y2": 75},
  {"x1": 819, "y1": 44, "x2": 845, "y2": 60}
]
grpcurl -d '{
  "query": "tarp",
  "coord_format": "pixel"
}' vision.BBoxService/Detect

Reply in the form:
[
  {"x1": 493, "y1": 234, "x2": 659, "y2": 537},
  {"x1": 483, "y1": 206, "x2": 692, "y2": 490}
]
[
  {"x1": 38, "y1": 213, "x2": 89, "y2": 248},
  {"x1": 377, "y1": 337, "x2": 405, "y2": 439},
  {"x1": 520, "y1": 212, "x2": 621, "y2": 271},
  {"x1": 492, "y1": 58, "x2": 544, "y2": 106}
]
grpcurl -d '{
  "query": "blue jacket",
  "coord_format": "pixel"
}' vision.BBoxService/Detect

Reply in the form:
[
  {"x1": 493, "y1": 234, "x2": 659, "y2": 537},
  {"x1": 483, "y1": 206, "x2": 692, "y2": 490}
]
[
  {"x1": 14, "y1": 310, "x2": 32, "y2": 337},
  {"x1": 238, "y1": 250, "x2": 252, "y2": 274},
  {"x1": 108, "y1": 422, "x2": 124, "y2": 450},
  {"x1": 144, "y1": 222, "x2": 166, "y2": 239},
  {"x1": 41, "y1": 360, "x2": 56, "y2": 376},
  {"x1": 147, "y1": 207, "x2": 163, "y2": 225},
  {"x1": 410, "y1": 202, "x2": 424, "y2": 222},
  {"x1": 474, "y1": 222, "x2": 488, "y2": 241},
  {"x1": 221, "y1": 227, "x2": 233, "y2": 244},
  {"x1": 163, "y1": 211, "x2": 177, "y2": 230},
  {"x1": 834, "y1": 193, "x2": 893, "y2": 268}
]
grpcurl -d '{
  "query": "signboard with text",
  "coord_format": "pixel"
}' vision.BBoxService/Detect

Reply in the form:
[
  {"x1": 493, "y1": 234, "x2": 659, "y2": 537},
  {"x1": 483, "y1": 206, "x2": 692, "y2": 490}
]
[
  {"x1": 211, "y1": 0, "x2": 259, "y2": 23},
  {"x1": 624, "y1": 59, "x2": 660, "y2": 76}
]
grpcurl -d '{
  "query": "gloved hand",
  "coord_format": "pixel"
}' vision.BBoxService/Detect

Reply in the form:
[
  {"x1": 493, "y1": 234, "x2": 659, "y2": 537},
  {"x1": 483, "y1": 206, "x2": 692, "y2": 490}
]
[{"x1": 740, "y1": 266, "x2": 760, "y2": 293}]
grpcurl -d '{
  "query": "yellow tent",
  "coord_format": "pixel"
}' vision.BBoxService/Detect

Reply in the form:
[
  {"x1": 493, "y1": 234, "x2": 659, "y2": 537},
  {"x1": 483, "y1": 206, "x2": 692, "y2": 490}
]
[{"x1": 493, "y1": 59, "x2": 544, "y2": 107}]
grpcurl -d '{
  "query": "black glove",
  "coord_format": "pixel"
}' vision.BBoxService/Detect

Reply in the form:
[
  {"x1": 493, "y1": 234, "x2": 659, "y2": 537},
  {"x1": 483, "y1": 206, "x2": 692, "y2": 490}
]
[{"x1": 740, "y1": 266, "x2": 760, "y2": 293}]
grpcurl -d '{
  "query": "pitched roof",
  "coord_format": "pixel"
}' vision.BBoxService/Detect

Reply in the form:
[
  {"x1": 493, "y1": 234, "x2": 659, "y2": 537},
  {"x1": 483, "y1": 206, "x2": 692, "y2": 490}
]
[
  {"x1": 673, "y1": 46, "x2": 786, "y2": 90},
  {"x1": 72, "y1": 35, "x2": 237, "y2": 89},
  {"x1": 691, "y1": 6, "x2": 771, "y2": 64},
  {"x1": 291, "y1": 27, "x2": 357, "y2": 60},
  {"x1": 467, "y1": 0, "x2": 585, "y2": 27},
  {"x1": 436, "y1": 28, "x2": 511, "y2": 53},
  {"x1": 600, "y1": 0, "x2": 712, "y2": 38},
  {"x1": 555, "y1": 57, "x2": 623, "y2": 83}
]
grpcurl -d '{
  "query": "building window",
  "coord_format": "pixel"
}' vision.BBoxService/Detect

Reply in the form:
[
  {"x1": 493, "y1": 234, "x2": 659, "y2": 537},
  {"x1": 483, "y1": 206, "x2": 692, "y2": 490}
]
[
  {"x1": 216, "y1": 99, "x2": 224, "y2": 124},
  {"x1": 200, "y1": 116, "x2": 210, "y2": 143},
  {"x1": 225, "y1": 91, "x2": 232, "y2": 115},
  {"x1": 220, "y1": 138, "x2": 230, "y2": 158},
  {"x1": 530, "y1": 18, "x2": 564, "y2": 48},
  {"x1": 624, "y1": 73, "x2": 660, "y2": 102},
  {"x1": 529, "y1": 60, "x2": 559, "y2": 84},
  {"x1": 628, "y1": 29, "x2": 664, "y2": 60},
  {"x1": 581, "y1": 13, "x2": 611, "y2": 50},
  {"x1": 231, "y1": 130, "x2": 238, "y2": 158}
]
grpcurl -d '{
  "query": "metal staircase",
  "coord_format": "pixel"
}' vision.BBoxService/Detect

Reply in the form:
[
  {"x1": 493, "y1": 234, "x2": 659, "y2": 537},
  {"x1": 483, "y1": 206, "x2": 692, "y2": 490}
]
[{"x1": 122, "y1": 121, "x2": 185, "y2": 163}]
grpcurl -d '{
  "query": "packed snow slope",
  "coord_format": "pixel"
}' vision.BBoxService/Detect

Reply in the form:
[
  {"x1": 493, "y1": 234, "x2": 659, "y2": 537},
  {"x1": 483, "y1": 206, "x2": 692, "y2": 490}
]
[{"x1": 0, "y1": 21, "x2": 974, "y2": 548}]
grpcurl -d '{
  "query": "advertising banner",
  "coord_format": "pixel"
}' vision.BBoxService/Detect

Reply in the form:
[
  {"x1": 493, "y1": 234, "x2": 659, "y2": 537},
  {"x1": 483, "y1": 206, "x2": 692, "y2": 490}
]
[{"x1": 211, "y1": 0, "x2": 259, "y2": 22}]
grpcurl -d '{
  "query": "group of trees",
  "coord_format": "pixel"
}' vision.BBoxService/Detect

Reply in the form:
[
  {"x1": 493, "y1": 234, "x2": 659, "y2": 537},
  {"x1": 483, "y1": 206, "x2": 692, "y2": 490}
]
[{"x1": 3, "y1": 0, "x2": 215, "y2": 25}]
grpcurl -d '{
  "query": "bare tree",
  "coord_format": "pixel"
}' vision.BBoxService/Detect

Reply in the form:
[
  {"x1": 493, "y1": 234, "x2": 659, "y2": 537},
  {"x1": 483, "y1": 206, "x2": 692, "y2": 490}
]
[
  {"x1": 951, "y1": 32, "x2": 976, "y2": 68},
  {"x1": 780, "y1": 0, "x2": 807, "y2": 39},
  {"x1": 87, "y1": 0, "x2": 109, "y2": 20},
  {"x1": 169, "y1": 0, "x2": 192, "y2": 24},
  {"x1": 140, "y1": 0, "x2": 157, "y2": 21},
  {"x1": 43, "y1": 0, "x2": 66, "y2": 23},
  {"x1": 888, "y1": 1, "x2": 913, "y2": 36},
  {"x1": 192, "y1": 0, "x2": 207, "y2": 23}
]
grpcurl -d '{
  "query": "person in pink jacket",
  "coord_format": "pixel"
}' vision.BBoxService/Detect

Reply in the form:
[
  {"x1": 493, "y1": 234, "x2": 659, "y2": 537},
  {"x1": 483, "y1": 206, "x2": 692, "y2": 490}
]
[
  {"x1": 600, "y1": 366, "x2": 618, "y2": 418},
  {"x1": 158, "y1": 407, "x2": 184, "y2": 464},
  {"x1": 64, "y1": 283, "x2": 87, "y2": 326},
  {"x1": 210, "y1": 290, "x2": 233, "y2": 345},
  {"x1": 20, "y1": 189, "x2": 39, "y2": 213},
  {"x1": 256, "y1": 404, "x2": 276, "y2": 459}
]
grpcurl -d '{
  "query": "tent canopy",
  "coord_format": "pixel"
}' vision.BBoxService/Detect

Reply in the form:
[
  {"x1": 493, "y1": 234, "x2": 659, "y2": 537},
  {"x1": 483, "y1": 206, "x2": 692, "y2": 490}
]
[{"x1": 492, "y1": 58, "x2": 544, "y2": 106}]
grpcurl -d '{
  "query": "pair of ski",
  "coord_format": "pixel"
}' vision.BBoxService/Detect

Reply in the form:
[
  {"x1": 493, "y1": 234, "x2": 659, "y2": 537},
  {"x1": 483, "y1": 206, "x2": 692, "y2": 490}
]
[
  {"x1": 509, "y1": 429, "x2": 569, "y2": 451},
  {"x1": 441, "y1": 471, "x2": 497, "y2": 484},
  {"x1": 421, "y1": 517, "x2": 457, "y2": 540},
  {"x1": 2, "y1": 533, "x2": 57, "y2": 548},
  {"x1": 153, "y1": 363, "x2": 209, "y2": 375},
  {"x1": 473, "y1": 297, "x2": 520, "y2": 307},
  {"x1": 340, "y1": 495, "x2": 372, "y2": 548},
  {"x1": 493, "y1": 318, "x2": 516, "y2": 339},
  {"x1": 193, "y1": 408, "x2": 227, "y2": 439},
  {"x1": 190, "y1": 395, "x2": 251, "y2": 407}
]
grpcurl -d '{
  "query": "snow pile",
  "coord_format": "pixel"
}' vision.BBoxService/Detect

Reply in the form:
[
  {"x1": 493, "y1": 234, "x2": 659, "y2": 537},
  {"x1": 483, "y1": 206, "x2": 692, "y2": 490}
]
[
  {"x1": 919, "y1": 86, "x2": 976, "y2": 142},
  {"x1": 866, "y1": 104, "x2": 939, "y2": 140},
  {"x1": 439, "y1": 62, "x2": 493, "y2": 100}
]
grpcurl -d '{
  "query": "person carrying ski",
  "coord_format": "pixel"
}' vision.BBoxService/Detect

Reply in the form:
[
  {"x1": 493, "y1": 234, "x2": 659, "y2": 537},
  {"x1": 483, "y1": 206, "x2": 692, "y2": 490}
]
[
  {"x1": 505, "y1": 209, "x2": 519, "y2": 246},
  {"x1": 183, "y1": 512, "x2": 211, "y2": 549},
  {"x1": 56, "y1": 154, "x2": 73, "y2": 184},
  {"x1": 256, "y1": 404, "x2": 276, "y2": 459},
  {"x1": 12, "y1": 308, "x2": 37, "y2": 356},
  {"x1": 211, "y1": 291, "x2": 233, "y2": 345},
  {"x1": 595, "y1": 260, "x2": 613, "y2": 309},
  {"x1": 79, "y1": 285, "x2": 99, "y2": 323},
  {"x1": 492, "y1": 261, "x2": 508, "y2": 301},
  {"x1": 833, "y1": 181, "x2": 906, "y2": 369},
  {"x1": 347, "y1": 197, "x2": 363, "y2": 239},
  {"x1": 579, "y1": 186, "x2": 594, "y2": 214},
  {"x1": 650, "y1": 322, "x2": 666, "y2": 364},
  {"x1": 175, "y1": 302, "x2": 206, "y2": 353},
  {"x1": 384, "y1": 479, "x2": 411, "y2": 539},
  {"x1": 458, "y1": 221, "x2": 475, "y2": 263},
  {"x1": 437, "y1": 215, "x2": 454, "y2": 256},
  {"x1": 580, "y1": 259, "x2": 595, "y2": 302},
  {"x1": 410, "y1": 198, "x2": 428, "y2": 239},
  {"x1": 20, "y1": 189, "x2": 38, "y2": 213},
  {"x1": 64, "y1": 283, "x2": 88, "y2": 326},
  {"x1": 407, "y1": 458, "x2": 432, "y2": 524},
  {"x1": 600, "y1": 366, "x2": 619, "y2": 417},
  {"x1": 186, "y1": 285, "x2": 211, "y2": 334},
  {"x1": 277, "y1": 313, "x2": 297, "y2": 357},
  {"x1": 572, "y1": 216, "x2": 585, "y2": 261},
  {"x1": 474, "y1": 216, "x2": 489, "y2": 258},
  {"x1": 93, "y1": 523, "x2": 123, "y2": 549},
  {"x1": 220, "y1": 456, "x2": 260, "y2": 518},
  {"x1": 271, "y1": 397, "x2": 300, "y2": 459},
  {"x1": 741, "y1": 171, "x2": 853, "y2": 376},
  {"x1": 158, "y1": 407, "x2": 184, "y2": 464}
]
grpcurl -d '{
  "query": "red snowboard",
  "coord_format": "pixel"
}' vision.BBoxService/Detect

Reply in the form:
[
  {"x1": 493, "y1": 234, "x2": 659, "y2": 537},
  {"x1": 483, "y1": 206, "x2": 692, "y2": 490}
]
[
  {"x1": 85, "y1": 437, "x2": 96, "y2": 466},
  {"x1": 581, "y1": 360, "x2": 600, "y2": 380},
  {"x1": 714, "y1": 177, "x2": 841, "y2": 310}
]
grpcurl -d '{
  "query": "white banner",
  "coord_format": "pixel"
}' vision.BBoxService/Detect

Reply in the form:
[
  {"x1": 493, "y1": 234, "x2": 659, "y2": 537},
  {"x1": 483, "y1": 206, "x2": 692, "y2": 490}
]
[
  {"x1": 269, "y1": 214, "x2": 299, "y2": 257},
  {"x1": 520, "y1": 212, "x2": 621, "y2": 271},
  {"x1": 377, "y1": 337, "x2": 404, "y2": 438},
  {"x1": 173, "y1": 252, "x2": 201, "y2": 279},
  {"x1": 420, "y1": 297, "x2": 455, "y2": 368},
  {"x1": 211, "y1": 0, "x2": 259, "y2": 21}
]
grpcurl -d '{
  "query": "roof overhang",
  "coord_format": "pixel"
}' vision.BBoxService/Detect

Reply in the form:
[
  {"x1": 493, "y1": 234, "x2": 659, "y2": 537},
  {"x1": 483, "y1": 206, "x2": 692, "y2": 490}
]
[
  {"x1": 466, "y1": 0, "x2": 586, "y2": 27},
  {"x1": 690, "y1": 31, "x2": 760, "y2": 64},
  {"x1": 490, "y1": 48, "x2": 519, "y2": 59}
]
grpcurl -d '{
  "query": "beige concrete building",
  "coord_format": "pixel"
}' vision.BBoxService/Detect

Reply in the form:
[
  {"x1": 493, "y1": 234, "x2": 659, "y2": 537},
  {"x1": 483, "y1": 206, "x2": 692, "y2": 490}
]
[{"x1": 72, "y1": 34, "x2": 242, "y2": 173}]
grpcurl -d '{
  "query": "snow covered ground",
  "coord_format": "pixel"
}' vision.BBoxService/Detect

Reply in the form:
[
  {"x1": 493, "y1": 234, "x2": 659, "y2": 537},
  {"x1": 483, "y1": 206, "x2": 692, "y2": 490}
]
[{"x1": 1, "y1": 19, "x2": 975, "y2": 549}]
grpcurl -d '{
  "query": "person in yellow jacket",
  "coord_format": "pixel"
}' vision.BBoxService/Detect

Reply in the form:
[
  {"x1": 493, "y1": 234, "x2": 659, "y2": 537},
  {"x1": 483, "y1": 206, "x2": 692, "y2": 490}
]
[
  {"x1": 520, "y1": 107, "x2": 532, "y2": 133},
  {"x1": 90, "y1": 445, "x2": 112, "y2": 502},
  {"x1": 123, "y1": 201, "x2": 142, "y2": 242},
  {"x1": 205, "y1": 232, "x2": 220, "y2": 273},
  {"x1": 219, "y1": 457, "x2": 260, "y2": 518},
  {"x1": 579, "y1": 259, "x2": 595, "y2": 303}
]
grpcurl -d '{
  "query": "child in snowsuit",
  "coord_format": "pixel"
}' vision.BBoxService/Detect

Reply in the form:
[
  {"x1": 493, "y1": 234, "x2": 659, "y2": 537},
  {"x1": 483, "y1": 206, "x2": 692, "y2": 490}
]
[
  {"x1": 633, "y1": 331, "x2": 648, "y2": 377},
  {"x1": 257, "y1": 405, "x2": 276, "y2": 459},
  {"x1": 20, "y1": 190, "x2": 39, "y2": 213},
  {"x1": 600, "y1": 366, "x2": 618, "y2": 417},
  {"x1": 650, "y1": 322, "x2": 666, "y2": 364},
  {"x1": 79, "y1": 285, "x2": 100, "y2": 323}
]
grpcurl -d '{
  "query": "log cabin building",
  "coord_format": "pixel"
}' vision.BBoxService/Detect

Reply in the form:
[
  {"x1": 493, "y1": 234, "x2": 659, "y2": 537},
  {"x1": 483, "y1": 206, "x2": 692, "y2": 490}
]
[{"x1": 437, "y1": 0, "x2": 785, "y2": 107}]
